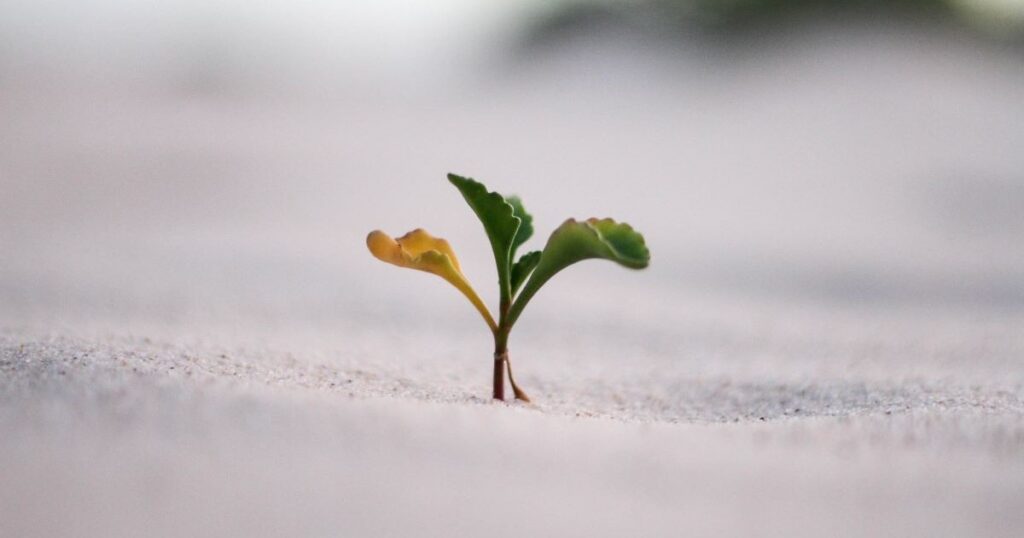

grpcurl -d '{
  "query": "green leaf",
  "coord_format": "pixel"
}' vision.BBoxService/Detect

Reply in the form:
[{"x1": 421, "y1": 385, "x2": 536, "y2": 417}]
[
  {"x1": 506, "y1": 195, "x2": 533, "y2": 258},
  {"x1": 506, "y1": 195, "x2": 537, "y2": 297},
  {"x1": 507, "y1": 218, "x2": 649, "y2": 327},
  {"x1": 447, "y1": 173, "x2": 521, "y2": 304},
  {"x1": 510, "y1": 250, "x2": 541, "y2": 297}
]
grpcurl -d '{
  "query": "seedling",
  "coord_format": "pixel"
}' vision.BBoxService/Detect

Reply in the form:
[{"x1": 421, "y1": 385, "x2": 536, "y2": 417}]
[{"x1": 367, "y1": 173, "x2": 650, "y2": 401}]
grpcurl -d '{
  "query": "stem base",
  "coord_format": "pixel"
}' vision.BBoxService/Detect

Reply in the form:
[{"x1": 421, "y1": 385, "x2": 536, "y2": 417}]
[
  {"x1": 493, "y1": 349, "x2": 530, "y2": 402},
  {"x1": 492, "y1": 351, "x2": 506, "y2": 401}
]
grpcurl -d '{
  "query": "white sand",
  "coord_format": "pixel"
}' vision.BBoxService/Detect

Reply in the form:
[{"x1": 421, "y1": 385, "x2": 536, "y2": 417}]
[{"x1": 2, "y1": 25, "x2": 1023, "y2": 537}]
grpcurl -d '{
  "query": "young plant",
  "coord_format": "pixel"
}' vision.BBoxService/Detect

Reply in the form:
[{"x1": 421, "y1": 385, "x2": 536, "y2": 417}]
[{"x1": 366, "y1": 173, "x2": 650, "y2": 402}]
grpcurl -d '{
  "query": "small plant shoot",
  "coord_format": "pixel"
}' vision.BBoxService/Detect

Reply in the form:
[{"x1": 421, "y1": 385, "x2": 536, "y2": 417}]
[{"x1": 367, "y1": 173, "x2": 650, "y2": 401}]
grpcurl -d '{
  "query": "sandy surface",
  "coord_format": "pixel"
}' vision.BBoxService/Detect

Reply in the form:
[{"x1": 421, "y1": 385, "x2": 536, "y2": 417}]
[{"x1": 2, "y1": 25, "x2": 1024, "y2": 537}]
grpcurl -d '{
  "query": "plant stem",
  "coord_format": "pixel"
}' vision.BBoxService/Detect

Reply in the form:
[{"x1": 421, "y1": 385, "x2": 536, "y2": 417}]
[
  {"x1": 505, "y1": 267, "x2": 555, "y2": 330},
  {"x1": 505, "y1": 355, "x2": 530, "y2": 402},
  {"x1": 492, "y1": 347, "x2": 507, "y2": 401},
  {"x1": 493, "y1": 279, "x2": 530, "y2": 401},
  {"x1": 492, "y1": 326, "x2": 509, "y2": 400},
  {"x1": 492, "y1": 327, "x2": 529, "y2": 402}
]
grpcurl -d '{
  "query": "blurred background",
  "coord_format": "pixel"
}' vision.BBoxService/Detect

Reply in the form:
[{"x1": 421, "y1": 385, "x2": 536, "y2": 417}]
[
  {"x1": 2, "y1": 0, "x2": 1023, "y2": 334},
  {"x1": 4, "y1": 6, "x2": 1024, "y2": 536}
]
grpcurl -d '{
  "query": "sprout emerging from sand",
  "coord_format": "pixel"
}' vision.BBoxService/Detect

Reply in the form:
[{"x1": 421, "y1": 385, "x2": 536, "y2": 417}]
[{"x1": 367, "y1": 173, "x2": 650, "y2": 402}]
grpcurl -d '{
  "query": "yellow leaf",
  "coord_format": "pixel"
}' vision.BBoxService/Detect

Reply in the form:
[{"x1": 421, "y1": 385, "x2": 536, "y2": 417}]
[{"x1": 367, "y1": 229, "x2": 497, "y2": 332}]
